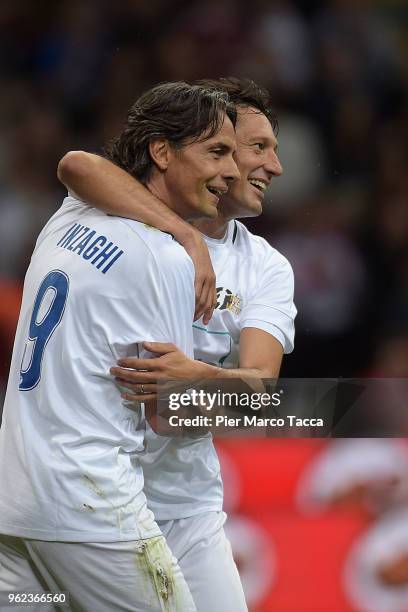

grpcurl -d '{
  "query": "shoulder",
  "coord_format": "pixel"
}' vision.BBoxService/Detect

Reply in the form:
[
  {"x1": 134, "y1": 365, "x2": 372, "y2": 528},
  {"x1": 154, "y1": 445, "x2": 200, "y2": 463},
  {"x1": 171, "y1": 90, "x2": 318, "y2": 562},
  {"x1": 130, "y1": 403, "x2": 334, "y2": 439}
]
[
  {"x1": 123, "y1": 221, "x2": 194, "y2": 275},
  {"x1": 46, "y1": 196, "x2": 193, "y2": 289},
  {"x1": 64, "y1": 195, "x2": 191, "y2": 266},
  {"x1": 114, "y1": 216, "x2": 195, "y2": 293},
  {"x1": 234, "y1": 220, "x2": 294, "y2": 278}
]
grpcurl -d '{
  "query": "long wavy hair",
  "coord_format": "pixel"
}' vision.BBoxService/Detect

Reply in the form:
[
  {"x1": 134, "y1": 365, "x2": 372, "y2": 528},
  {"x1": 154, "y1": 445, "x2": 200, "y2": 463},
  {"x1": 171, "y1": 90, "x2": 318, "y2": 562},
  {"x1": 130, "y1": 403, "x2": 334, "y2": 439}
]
[{"x1": 104, "y1": 82, "x2": 237, "y2": 182}]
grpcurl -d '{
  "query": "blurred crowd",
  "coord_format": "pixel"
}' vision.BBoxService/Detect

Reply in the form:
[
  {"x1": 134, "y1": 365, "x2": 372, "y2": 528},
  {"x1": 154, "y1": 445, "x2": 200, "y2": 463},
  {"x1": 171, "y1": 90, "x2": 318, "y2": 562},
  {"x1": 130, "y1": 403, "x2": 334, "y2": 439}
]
[
  {"x1": 1, "y1": 0, "x2": 407, "y2": 393},
  {"x1": 0, "y1": 2, "x2": 407, "y2": 610}
]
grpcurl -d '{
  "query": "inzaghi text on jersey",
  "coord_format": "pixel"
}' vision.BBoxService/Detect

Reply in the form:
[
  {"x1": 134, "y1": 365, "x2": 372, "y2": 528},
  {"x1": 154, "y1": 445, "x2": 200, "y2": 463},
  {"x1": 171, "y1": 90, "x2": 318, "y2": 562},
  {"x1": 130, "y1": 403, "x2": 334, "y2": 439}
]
[{"x1": 57, "y1": 223, "x2": 124, "y2": 274}]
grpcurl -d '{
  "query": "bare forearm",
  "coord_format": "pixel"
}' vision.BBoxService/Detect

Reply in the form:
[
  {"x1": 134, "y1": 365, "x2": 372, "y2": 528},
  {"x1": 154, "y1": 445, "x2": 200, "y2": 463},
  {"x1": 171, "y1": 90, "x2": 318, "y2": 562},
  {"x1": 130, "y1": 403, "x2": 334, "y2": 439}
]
[
  {"x1": 57, "y1": 151, "x2": 193, "y2": 241},
  {"x1": 112, "y1": 337, "x2": 281, "y2": 404},
  {"x1": 194, "y1": 330, "x2": 283, "y2": 380},
  {"x1": 198, "y1": 362, "x2": 272, "y2": 380}
]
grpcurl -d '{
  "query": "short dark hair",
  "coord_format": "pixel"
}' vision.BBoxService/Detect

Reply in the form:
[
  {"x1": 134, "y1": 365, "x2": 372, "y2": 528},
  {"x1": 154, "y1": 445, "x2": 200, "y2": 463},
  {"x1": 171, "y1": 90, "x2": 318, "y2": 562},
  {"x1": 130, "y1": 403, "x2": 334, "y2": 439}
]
[
  {"x1": 105, "y1": 82, "x2": 237, "y2": 182},
  {"x1": 195, "y1": 77, "x2": 278, "y2": 135}
]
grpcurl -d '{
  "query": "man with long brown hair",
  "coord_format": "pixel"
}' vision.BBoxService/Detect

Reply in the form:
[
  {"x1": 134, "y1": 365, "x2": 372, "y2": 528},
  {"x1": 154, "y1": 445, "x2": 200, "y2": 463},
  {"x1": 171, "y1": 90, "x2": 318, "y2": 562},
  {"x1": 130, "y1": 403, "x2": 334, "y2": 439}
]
[{"x1": 0, "y1": 81, "x2": 238, "y2": 612}]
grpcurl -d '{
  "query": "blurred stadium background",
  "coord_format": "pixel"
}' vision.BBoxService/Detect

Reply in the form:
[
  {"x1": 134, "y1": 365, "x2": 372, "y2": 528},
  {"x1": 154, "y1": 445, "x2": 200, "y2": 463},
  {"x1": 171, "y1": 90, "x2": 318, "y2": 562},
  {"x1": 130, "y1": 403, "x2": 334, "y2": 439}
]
[{"x1": 0, "y1": 1, "x2": 407, "y2": 610}]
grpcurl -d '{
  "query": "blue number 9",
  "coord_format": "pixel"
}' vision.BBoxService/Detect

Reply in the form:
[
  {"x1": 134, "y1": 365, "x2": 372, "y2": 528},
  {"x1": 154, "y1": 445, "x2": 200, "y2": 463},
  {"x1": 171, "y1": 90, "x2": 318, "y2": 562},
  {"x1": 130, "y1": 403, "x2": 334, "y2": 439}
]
[{"x1": 19, "y1": 270, "x2": 69, "y2": 391}]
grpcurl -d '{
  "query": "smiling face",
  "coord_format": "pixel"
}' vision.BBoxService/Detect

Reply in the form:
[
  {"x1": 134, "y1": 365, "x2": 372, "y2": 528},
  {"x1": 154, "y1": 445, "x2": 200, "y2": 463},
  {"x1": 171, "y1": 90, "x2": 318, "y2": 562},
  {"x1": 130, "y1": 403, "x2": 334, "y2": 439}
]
[
  {"x1": 162, "y1": 115, "x2": 240, "y2": 220},
  {"x1": 220, "y1": 106, "x2": 283, "y2": 220}
]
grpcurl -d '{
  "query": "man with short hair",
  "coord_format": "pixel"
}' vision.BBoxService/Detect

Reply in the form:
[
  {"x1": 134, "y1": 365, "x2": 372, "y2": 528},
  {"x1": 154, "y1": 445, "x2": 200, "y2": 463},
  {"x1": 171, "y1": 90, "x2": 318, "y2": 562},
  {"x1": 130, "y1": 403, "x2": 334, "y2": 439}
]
[
  {"x1": 58, "y1": 78, "x2": 296, "y2": 612},
  {"x1": 0, "y1": 81, "x2": 238, "y2": 611}
]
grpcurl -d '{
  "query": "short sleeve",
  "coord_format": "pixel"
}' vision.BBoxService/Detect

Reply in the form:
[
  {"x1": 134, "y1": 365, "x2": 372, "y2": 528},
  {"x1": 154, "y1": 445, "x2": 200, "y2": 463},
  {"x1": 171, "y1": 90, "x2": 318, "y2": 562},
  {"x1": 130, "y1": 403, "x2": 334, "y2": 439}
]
[{"x1": 240, "y1": 247, "x2": 297, "y2": 353}]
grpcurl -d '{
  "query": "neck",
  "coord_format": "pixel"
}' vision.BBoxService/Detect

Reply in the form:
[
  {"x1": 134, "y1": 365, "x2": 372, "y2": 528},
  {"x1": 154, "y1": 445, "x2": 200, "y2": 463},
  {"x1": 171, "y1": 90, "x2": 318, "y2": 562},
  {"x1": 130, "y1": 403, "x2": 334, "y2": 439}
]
[
  {"x1": 192, "y1": 211, "x2": 230, "y2": 239},
  {"x1": 146, "y1": 173, "x2": 189, "y2": 220},
  {"x1": 195, "y1": 192, "x2": 237, "y2": 238}
]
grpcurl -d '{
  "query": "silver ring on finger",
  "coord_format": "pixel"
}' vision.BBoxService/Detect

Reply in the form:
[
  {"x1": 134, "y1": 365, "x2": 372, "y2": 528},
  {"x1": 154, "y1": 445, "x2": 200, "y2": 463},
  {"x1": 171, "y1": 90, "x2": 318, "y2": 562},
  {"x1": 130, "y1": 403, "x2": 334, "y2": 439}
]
[{"x1": 140, "y1": 384, "x2": 144, "y2": 394}]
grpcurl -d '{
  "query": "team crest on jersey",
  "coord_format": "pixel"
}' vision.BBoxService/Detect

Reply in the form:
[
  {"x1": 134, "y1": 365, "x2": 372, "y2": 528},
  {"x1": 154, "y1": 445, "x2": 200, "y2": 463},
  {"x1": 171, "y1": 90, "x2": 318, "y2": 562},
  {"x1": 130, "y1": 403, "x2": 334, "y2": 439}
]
[{"x1": 216, "y1": 287, "x2": 242, "y2": 315}]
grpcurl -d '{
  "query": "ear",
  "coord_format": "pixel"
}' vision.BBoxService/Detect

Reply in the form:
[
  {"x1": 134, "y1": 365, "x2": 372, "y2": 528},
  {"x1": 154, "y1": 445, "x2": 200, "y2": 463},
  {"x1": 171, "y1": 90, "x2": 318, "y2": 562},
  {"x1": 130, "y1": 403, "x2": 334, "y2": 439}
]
[{"x1": 149, "y1": 139, "x2": 171, "y2": 171}]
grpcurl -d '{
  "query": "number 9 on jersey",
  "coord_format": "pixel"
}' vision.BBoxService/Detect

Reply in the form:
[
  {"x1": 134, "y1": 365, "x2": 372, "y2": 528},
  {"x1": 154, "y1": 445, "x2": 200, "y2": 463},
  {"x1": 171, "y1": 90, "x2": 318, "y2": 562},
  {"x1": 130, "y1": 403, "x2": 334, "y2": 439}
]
[{"x1": 19, "y1": 270, "x2": 69, "y2": 391}]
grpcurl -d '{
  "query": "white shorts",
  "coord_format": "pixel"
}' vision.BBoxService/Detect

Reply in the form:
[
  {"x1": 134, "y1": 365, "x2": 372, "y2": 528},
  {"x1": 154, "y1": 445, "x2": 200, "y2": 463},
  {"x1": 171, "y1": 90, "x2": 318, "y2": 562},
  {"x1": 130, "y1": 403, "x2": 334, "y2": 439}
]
[
  {"x1": 0, "y1": 533, "x2": 196, "y2": 612},
  {"x1": 158, "y1": 511, "x2": 248, "y2": 612}
]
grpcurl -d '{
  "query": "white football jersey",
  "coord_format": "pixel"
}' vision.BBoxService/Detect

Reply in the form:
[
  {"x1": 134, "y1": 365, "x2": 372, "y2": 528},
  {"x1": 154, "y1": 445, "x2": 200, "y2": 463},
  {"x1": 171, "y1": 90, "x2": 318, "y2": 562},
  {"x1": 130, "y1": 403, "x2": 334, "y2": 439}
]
[
  {"x1": 0, "y1": 196, "x2": 194, "y2": 541},
  {"x1": 142, "y1": 220, "x2": 296, "y2": 520}
]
